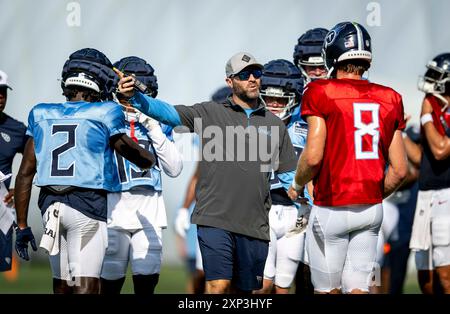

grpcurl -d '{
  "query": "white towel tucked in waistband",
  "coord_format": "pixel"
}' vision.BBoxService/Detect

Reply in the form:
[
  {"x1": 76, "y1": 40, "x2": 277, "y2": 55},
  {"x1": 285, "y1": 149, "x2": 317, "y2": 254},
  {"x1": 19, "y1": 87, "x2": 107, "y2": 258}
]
[
  {"x1": 40, "y1": 203, "x2": 61, "y2": 255},
  {"x1": 410, "y1": 190, "x2": 433, "y2": 251}
]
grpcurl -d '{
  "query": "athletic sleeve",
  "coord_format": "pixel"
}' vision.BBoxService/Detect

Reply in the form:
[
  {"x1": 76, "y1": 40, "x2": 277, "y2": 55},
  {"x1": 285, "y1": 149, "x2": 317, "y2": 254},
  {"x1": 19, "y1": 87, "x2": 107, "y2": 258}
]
[
  {"x1": 148, "y1": 126, "x2": 183, "y2": 177},
  {"x1": 129, "y1": 92, "x2": 182, "y2": 127}
]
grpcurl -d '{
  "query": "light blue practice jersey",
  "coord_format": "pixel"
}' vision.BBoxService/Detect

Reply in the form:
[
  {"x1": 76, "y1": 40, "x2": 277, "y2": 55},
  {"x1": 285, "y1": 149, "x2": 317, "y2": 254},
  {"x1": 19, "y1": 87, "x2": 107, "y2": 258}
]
[
  {"x1": 26, "y1": 101, "x2": 126, "y2": 191},
  {"x1": 114, "y1": 120, "x2": 173, "y2": 192},
  {"x1": 270, "y1": 106, "x2": 311, "y2": 204}
]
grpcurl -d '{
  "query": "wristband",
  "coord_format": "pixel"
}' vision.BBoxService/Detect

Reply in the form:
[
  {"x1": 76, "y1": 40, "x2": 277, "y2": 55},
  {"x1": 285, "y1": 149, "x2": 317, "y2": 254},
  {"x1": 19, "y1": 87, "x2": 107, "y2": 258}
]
[
  {"x1": 420, "y1": 113, "x2": 433, "y2": 126},
  {"x1": 291, "y1": 178, "x2": 303, "y2": 191}
]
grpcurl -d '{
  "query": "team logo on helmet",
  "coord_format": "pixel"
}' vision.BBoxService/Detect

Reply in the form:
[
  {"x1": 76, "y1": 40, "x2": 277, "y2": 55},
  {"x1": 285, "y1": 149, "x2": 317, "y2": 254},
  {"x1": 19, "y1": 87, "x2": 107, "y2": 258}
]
[
  {"x1": 323, "y1": 22, "x2": 372, "y2": 76},
  {"x1": 325, "y1": 30, "x2": 336, "y2": 47}
]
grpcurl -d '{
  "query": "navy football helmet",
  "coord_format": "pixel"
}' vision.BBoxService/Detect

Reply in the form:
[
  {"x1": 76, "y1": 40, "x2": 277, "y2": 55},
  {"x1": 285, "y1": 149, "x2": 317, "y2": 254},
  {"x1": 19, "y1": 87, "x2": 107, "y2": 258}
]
[
  {"x1": 61, "y1": 48, "x2": 118, "y2": 101},
  {"x1": 322, "y1": 22, "x2": 372, "y2": 76},
  {"x1": 260, "y1": 59, "x2": 304, "y2": 120},
  {"x1": 293, "y1": 28, "x2": 328, "y2": 82},
  {"x1": 211, "y1": 86, "x2": 231, "y2": 103},
  {"x1": 418, "y1": 53, "x2": 450, "y2": 95},
  {"x1": 113, "y1": 56, "x2": 158, "y2": 98}
]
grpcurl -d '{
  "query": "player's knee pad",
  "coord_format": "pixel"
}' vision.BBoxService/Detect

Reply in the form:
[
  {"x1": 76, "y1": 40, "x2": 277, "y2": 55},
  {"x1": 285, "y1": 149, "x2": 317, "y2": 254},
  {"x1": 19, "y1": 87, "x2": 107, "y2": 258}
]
[
  {"x1": 263, "y1": 264, "x2": 276, "y2": 282},
  {"x1": 132, "y1": 250, "x2": 162, "y2": 275},
  {"x1": 309, "y1": 268, "x2": 342, "y2": 293},
  {"x1": 105, "y1": 229, "x2": 121, "y2": 256},
  {"x1": 274, "y1": 255, "x2": 300, "y2": 289},
  {"x1": 101, "y1": 230, "x2": 129, "y2": 280},
  {"x1": 131, "y1": 228, "x2": 162, "y2": 275},
  {"x1": 431, "y1": 217, "x2": 450, "y2": 247},
  {"x1": 274, "y1": 273, "x2": 295, "y2": 289},
  {"x1": 341, "y1": 261, "x2": 377, "y2": 293}
]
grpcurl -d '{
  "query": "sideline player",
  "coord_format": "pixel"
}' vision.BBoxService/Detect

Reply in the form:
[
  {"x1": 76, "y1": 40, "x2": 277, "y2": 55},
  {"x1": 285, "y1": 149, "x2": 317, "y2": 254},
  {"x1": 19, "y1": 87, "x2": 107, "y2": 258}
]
[
  {"x1": 293, "y1": 28, "x2": 328, "y2": 84},
  {"x1": 255, "y1": 59, "x2": 311, "y2": 294},
  {"x1": 14, "y1": 48, "x2": 155, "y2": 294},
  {"x1": 0, "y1": 70, "x2": 27, "y2": 278},
  {"x1": 289, "y1": 22, "x2": 408, "y2": 294},
  {"x1": 100, "y1": 56, "x2": 183, "y2": 294},
  {"x1": 410, "y1": 53, "x2": 450, "y2": 294},
  {"x1": 292, "y1": 27, "x2": 328, "y2": 294}
]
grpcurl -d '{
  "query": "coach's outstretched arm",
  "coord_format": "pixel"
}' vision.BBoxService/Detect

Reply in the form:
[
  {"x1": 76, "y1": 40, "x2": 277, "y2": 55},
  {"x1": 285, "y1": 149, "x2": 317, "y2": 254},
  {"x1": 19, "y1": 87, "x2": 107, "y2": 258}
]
[
  {"x1": 14, "y1": 137, "x2": 38, "y2": 260},
  {"x1": 118, "y1": 75, "x2": 182, "y2": 127}
]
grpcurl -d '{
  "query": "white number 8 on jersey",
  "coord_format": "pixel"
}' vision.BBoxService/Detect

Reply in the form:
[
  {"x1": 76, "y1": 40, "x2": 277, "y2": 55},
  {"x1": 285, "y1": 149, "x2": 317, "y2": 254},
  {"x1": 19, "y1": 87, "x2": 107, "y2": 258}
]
[{"x1": 353, "y1": 103, "x2": 380, "y2": 160}]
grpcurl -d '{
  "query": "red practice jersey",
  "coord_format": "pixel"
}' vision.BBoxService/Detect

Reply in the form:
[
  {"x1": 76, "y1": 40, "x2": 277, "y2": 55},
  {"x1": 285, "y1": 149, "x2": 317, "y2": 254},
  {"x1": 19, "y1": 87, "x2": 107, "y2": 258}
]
[
  {"x1": 426, "y1": 94, "x2": 450, "y2": 136},
  {"x1": 301, "y1": 78, "x2": 406, "y2": 206}
]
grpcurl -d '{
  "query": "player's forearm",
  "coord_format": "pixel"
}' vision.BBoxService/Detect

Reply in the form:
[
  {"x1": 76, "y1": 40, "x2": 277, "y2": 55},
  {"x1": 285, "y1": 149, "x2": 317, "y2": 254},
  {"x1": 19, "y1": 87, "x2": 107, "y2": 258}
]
[
  {"x1": 148, "y1": 127, "x2": 183, "y2": 177},
  {"x1": 294, "y1": 151, "x2": 320, "y2": 187},
  {"x1": 113, "y1": 134, "x2": 156, "y2": 169},
  {"x1": 129, "y1": 92, "x2": 182, "y2": 127},
  {"x1": 383, "y1": 165, "x2": 407, "y2": 198},
  {"x1": 422, "y1": 122, "x2": 450, "y2": 160},
  {"x1": 403, "y1": 136, "x2": 422, "y2": 167},
  {"x1": 14, "y1": 172, "x2": 34, "y2": 228},
  {"x1": 277, "y1": 170, "x2": 296, "y2": 191}
]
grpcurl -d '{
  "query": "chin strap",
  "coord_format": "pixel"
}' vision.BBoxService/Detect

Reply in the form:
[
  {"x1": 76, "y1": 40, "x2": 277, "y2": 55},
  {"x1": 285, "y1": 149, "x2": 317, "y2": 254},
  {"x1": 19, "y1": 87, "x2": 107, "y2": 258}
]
[{"x1": 432, "y1": 93, "x2": 449, "y2": 112}]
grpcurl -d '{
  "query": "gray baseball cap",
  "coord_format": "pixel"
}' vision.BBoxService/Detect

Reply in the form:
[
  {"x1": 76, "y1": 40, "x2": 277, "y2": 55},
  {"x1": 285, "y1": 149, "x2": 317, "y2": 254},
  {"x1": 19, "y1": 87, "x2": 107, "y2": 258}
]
[{"x1": 225, "y1": 52, "x2": 263, "y2": 78}]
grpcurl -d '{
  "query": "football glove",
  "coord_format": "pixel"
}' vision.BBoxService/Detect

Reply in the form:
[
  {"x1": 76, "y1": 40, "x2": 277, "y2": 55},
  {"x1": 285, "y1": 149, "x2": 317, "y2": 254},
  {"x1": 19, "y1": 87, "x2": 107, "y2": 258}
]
[
  {"x1": 174, "y1": 207, "x2": 191, "y2": 238},
  {"x1": 286, "y1": 206, "x2": 311, "y2": 238},
  {"x1": 15, "y1": 225, "x2": 38, "y2": 261}
]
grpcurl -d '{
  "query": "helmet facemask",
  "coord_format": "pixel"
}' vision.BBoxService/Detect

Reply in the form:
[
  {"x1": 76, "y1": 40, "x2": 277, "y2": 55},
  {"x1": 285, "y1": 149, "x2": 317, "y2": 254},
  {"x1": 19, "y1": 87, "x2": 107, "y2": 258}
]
[
  {"x1": 297, "y1": 56, "x2": 327, "y2": 83},
  {"x1": 260, "y1": 86, "x2": 297, "y2": 120},
  {"x1": 418, "y1": 61, "x2": 450, "y2": 95}
]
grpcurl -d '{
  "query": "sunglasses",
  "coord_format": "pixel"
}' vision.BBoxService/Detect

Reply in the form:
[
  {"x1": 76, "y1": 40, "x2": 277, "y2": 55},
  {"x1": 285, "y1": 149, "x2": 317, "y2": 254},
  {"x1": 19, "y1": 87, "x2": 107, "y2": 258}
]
[{"x1": 233, "y1": 69, "x2": 262, "y2": 81}]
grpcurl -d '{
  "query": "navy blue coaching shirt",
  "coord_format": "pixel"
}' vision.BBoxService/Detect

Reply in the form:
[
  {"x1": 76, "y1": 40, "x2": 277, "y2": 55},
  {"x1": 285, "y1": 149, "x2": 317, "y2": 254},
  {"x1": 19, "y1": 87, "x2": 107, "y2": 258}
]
[{"x1": 0, "y1": 113, "x2": 27, "y2": 189}]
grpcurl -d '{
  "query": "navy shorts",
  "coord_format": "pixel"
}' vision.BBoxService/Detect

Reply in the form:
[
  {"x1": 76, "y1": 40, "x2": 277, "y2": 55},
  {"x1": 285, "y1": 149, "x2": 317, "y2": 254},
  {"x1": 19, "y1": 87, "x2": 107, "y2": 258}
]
[
  {"x1": 197, "y1": 225, "x2": 268, "y2": 291},
  {"x1": 0, "y1": 225, "x2": 13, "y2": 272}
]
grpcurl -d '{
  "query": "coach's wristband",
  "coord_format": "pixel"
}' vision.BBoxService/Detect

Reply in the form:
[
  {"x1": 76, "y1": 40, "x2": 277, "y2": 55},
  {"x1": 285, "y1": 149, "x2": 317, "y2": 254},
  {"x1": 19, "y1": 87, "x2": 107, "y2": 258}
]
[
  {"x1": 291, "y1": 178, "x2": 303, "y2": 191},
  {"x1": 420, "y1": 113, "x2": 433, "y2": 126}
]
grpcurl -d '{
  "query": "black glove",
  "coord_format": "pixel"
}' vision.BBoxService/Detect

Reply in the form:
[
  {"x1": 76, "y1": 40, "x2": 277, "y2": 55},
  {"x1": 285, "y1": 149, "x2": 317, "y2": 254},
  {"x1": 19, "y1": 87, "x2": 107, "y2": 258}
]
[{"x1": 15, "y1": 226, "x2": 37, "y2": 261}]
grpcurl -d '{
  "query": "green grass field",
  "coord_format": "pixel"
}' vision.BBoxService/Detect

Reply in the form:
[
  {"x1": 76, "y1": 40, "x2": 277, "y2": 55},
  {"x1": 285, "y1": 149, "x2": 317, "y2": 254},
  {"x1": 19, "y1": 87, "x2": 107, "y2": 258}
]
[
  {"x1": 0, "y1": 261, "x2": 421, "y2": 294},
  {"x1": 0, "y1": 262, "x2": 187, "y2": 294}
]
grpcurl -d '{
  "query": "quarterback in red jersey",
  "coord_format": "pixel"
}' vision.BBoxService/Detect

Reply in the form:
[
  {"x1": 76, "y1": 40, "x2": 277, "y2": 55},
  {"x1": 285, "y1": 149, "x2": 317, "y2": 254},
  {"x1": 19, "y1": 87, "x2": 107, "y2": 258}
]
[
  {"x1": 288, "y1": 21, "x2": 408, "y2": 294},
  {"x1": 410, "y1": 53, "x2": 450, "y2": 294}
]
